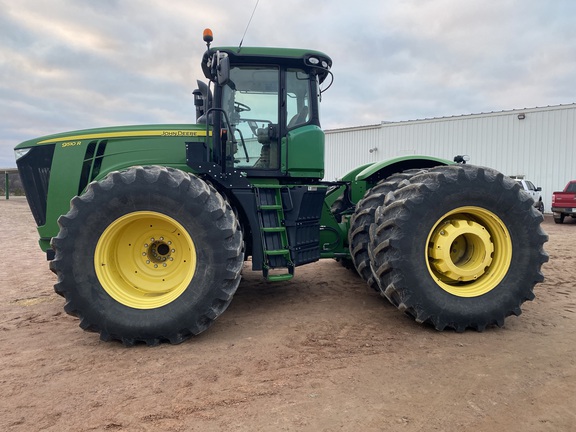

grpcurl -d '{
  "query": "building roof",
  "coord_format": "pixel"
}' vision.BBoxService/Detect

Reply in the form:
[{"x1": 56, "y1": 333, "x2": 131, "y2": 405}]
[{"x1": 325, "y1": 103, "x2": 576, "y2": 133}]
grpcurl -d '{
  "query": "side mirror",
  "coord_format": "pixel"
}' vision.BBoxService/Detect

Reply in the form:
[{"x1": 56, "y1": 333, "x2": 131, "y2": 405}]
[
  {"x1": 453, "y1": 154, "x2": 470, "y2": 164},
  {"x1": 201, "y1": 30, "x2": 229, "y2": 84},
  {"x1": 216, "y1": 53, "x2": 230, "y2": 85},
  {"x1": 536, "y1": 187, "x2": 542, "y2": 192}
]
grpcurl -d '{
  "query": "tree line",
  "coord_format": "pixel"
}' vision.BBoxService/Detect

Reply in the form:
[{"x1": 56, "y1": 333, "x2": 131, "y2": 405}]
[{"x1": 0, "y1": 172, "x2": 25, "y2": 196}]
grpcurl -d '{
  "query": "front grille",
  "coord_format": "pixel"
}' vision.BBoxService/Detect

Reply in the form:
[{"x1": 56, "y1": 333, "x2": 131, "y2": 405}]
[
  {"x1": 78, "y1": 140, "x2": 107, "y2": 195},
  {"x1": 16, "y1": 145, "x2": 55, "y2": 226}
]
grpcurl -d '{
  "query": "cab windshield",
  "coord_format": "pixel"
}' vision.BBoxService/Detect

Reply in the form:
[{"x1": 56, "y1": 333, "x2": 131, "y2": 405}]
[{"x1": 222, "y1": 66, "x2": 312, "y2": 170}]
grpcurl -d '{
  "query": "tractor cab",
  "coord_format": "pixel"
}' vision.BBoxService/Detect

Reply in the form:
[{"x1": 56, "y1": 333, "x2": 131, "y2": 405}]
[{"x1": 195, "y1": 29, "x2": 332, "y2": 180}]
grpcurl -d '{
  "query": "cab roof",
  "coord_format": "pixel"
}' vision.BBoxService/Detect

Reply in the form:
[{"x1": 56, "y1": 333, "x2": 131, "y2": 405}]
[{"x1": 205, "y1": 46, "x2": 332, "y2": 83}]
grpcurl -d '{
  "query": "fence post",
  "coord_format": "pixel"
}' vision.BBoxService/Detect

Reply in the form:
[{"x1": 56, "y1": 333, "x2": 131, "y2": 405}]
[{"x1": 4, "y1": 171, "x2": 8, "y2": 200}]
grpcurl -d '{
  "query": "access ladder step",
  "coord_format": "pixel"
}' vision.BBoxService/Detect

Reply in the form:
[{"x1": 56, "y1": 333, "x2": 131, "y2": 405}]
[
  {"x1": 255, "y1": 186, "x2": 295, "y2": 282},
  {"x1": 264, "y1": 249, "x2": 290, "y2": 256},
  {"x1": 266, "y1": 273, "x2": 294, "y2": 282},
  {"x1": 263, "y1": 264, "x2": 295, "y2": 282},
  {"x1": 261, "y1": 227, "x2": 286, "y2": 233},
  {"x1": 259, "y1": 204, "x2": 283, "y2": 210}
]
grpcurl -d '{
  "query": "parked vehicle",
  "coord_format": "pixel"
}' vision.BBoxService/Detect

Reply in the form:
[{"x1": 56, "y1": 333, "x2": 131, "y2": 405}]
[
  {"x1": 552, "y1": 180, "x2": 576, "y2": 223},
  {"x1": 13, "y1": 30, "x2": 549, "y2": 345},
  {"x1": 511, "y1": 177, "x2": 544, "y2": 213}
]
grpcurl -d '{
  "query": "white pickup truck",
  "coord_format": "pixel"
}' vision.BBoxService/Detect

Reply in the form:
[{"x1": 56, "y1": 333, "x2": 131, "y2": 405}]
[{"x1": 512, "y1": 177, "x2": 544, "y2": 213}]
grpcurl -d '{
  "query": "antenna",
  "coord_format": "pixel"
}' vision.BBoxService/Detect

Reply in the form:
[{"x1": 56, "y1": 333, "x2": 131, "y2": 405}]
[{"x1": 238, "y1": 0, "x2": 260, "y2": 51}]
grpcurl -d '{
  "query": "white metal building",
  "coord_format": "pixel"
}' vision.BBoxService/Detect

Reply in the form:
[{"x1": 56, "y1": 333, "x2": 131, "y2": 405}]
[{"x1": 324, "y1": 103, "x2": 576, "y2": 212}]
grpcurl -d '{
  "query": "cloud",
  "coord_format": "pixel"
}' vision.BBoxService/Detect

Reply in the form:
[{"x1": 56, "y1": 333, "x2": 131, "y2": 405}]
[{"x1": 2, "y1": 0, "x2": 575, "y2": 167}]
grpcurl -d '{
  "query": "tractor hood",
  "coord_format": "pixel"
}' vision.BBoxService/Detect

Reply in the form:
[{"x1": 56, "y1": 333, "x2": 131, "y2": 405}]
[{"x1": 15, "y1": 124, "x2": 208, "y2": 151}]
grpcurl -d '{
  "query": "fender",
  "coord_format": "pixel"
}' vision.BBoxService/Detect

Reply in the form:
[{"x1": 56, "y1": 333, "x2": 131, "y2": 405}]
[
  {"x1": 355, "y1": 155, "x2": 453, "y2": 183},
  {"x1": 338, "y1": 162, "x2": 373, "y2": 181},
  {"x1": 336, "y1": 155, "x2": 453, "y2": 205}
]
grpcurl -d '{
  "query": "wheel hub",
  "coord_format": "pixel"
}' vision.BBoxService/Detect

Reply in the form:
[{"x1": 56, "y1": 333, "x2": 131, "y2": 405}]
[
  {"x1": 95, "y1": 211, "x2": 196, "y2": 309},
  {"x1": 144, "y1": 238, "x2": 175, "y2": 266},
  {"x1": 429, "y1": 219, "x2": 494, "y2": 282},
  {"x1": 425, "y1": 206, "x2": 512, "y2": 298}
]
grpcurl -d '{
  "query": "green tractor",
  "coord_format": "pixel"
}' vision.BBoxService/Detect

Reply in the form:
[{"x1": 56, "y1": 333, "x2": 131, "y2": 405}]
[{"x1": 14, "y1": 30, "x2": 548, "y2": 345}]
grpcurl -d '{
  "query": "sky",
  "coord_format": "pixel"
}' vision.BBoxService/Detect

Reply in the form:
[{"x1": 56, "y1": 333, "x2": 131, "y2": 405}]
[{"x1": 1, "y1": 0, "x2": 575, "y2": 167}]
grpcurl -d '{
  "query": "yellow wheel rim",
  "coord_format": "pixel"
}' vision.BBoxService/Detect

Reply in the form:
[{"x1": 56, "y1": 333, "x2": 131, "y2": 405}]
[
  {"x1": 426, "y1": 206, "x2": 512, "y2": 297},
  {"x1": 95, "y1": 211, "x2": 196, "y2": 309}
]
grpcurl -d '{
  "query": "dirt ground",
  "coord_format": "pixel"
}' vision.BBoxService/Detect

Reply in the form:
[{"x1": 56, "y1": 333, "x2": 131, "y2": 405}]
[{"x1": 1, "y1": 196, "x2": 575, "y2": 432}]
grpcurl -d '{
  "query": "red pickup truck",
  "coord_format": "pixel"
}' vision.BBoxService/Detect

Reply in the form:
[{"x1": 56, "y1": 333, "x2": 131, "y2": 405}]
[{"x1": 552, "y1": 180, "x2": 576, "y2": 224}]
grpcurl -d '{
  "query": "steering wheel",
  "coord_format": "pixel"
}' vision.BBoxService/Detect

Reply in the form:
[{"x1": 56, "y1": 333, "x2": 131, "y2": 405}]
[{"x1": 234, "y1": 102, "x2": 251, "y2": 113}]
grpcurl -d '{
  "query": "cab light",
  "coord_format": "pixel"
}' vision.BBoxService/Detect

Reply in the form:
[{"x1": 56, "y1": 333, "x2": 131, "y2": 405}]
[
  {"x1": 203, "y1": 28, "x2": 213, "y2": 43},
  {"x1": 14, "y1": 148, "x2": 31, "y2": 160}
]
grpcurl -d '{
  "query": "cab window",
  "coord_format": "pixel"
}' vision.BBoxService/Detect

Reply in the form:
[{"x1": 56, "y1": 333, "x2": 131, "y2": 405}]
[
  {"x1": 286, "y1": 69, "x2": 311, "y2": 129},
  {"x1": 222, "y1": 66, "x2": 280, "y2": 169}
]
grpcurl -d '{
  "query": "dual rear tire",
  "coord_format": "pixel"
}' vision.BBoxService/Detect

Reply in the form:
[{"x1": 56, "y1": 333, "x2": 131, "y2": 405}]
[
  {"x1": 348, "y1": 170, "x2": 425, "y2": 291},
  {"x1": 351, "y1": 165, "x2": 548, "y2": 331}
]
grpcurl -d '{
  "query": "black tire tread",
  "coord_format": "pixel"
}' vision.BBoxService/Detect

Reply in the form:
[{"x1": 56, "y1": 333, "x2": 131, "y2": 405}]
[
  {"x1": 50, "y1": 165, "x2": 244, "y2": 346},
  {"x1": 369, "y1": 165, "x2": 548, "y2": 331},
  {"x1": 348, "y1": 169, "x2": 425, "y2": 290}
]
